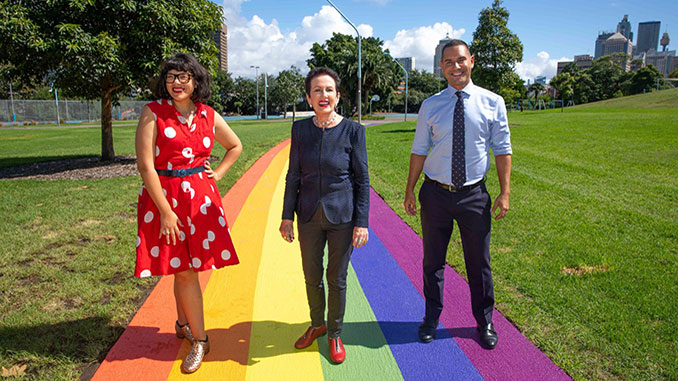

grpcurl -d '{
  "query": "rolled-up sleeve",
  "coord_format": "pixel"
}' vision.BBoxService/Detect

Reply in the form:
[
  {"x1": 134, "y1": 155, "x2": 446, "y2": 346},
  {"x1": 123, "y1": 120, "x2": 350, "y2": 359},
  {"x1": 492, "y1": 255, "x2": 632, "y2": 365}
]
[
  {"x1": 489, "y1": 97, "x2": 512, "y2": 156},
  {"x1": 351, "y1": 123, "x2": 370, "y2": 227},
  {"x1": 282, "y1": 124, "x2": 300, "y2": 220},
  {"x1": 411, "y1": 101, "x2": 432, "y2": 156}
]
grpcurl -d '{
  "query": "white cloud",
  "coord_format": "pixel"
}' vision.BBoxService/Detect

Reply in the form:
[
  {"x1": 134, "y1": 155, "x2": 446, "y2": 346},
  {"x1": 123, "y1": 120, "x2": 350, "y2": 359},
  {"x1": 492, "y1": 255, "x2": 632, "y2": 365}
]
[
  {"x1": 223, "y1": 3, "x2": 373, "y2": 78},
  {"x1": 383, "y1": 23, "x2": 465, "y2": 74},
  {"x1": 515, "y1": 51, "x2": 571, "y2": 84}
]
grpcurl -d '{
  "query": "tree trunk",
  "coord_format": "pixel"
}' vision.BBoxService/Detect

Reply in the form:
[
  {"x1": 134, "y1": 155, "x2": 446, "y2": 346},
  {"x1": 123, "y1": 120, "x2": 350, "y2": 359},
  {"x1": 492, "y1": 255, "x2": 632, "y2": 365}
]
[
  {"x1": 100, "y1": 78, "x2": 121, "y2": 161},
  {"x1": 101, "y1": 89, "x2": 115, "y2": 160}
]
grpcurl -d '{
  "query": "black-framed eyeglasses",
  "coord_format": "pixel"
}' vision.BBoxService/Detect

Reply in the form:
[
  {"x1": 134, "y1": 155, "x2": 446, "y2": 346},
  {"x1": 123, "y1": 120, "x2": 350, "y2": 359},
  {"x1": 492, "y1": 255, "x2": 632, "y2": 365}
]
[{"x1": 165, "y1": 73, "x2": 192, "y2": 84}]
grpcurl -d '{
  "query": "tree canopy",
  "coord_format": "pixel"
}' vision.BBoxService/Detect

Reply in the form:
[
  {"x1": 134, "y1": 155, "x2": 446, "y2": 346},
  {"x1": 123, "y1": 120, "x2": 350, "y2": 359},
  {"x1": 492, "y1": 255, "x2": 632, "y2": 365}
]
[
  {"x1": 469, "y1": 0, "x2": 523, "y2": 94},
  {"x1": 0, "y1": 0, "x2": 222, "y2": 159},
  {"x1": 308, "y1": 33, "x2": 398, "y2": 117}
]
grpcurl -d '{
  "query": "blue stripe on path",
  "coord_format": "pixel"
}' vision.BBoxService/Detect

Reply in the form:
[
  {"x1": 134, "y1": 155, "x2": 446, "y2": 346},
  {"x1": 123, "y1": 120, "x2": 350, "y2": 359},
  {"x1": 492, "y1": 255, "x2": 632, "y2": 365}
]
[{"x1": 351, "y1": 229, "x2": 483, "y2": 381}]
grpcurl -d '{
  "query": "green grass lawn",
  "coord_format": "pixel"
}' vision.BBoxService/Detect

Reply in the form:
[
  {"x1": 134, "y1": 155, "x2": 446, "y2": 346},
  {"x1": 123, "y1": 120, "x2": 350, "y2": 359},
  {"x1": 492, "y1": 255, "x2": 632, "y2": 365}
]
[
  {"x1": 367, "y1": 102, "x2": 677, "y2": 380},
  {"x1": 0, "y1": 118, "x2": 292, "y2": 379},
  {"x1": 1, "y1": 93, "x2": 677, "y2": 379}
]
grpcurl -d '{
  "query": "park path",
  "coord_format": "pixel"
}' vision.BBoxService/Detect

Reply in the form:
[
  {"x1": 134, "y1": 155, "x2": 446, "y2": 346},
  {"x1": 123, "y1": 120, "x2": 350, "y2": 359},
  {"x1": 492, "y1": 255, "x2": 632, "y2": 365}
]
[{"x1": 92, "y1": 139, "x2": 570, "y2": 380}]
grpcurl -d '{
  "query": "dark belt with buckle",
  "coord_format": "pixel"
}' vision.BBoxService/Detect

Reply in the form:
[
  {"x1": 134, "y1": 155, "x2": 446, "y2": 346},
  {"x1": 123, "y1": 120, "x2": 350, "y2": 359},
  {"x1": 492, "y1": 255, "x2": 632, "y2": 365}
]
[
  {"x1": 156, "y1": 166, "x2": 205, "y2": 177},
  {"x1": 424, "y1": 175, "x2": 485, "y2": 192}
]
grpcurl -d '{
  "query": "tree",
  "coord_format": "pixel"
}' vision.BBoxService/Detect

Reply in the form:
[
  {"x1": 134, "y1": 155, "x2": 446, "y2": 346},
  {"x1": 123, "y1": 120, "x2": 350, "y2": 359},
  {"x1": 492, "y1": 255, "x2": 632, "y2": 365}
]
[
  {"x1": 586, "y1": 54, "x2": 628, "y2": 101},
  {"x1": 0, "y1": 0, "x2": 222, "y2": 160},
  {"x1": 629, "y1": 65, "x2": 664, "y2": 94},
  {"x1": 308, "y1": 33, "x2": 398, "y2": 117},
  {"x1": 528, "y1": 82, "x2": 545, "y2": 100},
  {"x1": 469, "y1": 0, "x2": 523, "y2": 94},
  {"x1": 550, "y1": 72, "x2": 575, "y2": 100},
  {"x1": 669, "y1": 68, "x2": 678, "y2": 79},
  {"x1": 232, "y1": 77, "x2": 257, "y2": 115},
  {"x1": 271, "y1": 66, "x2": 304, "y2": 120}
]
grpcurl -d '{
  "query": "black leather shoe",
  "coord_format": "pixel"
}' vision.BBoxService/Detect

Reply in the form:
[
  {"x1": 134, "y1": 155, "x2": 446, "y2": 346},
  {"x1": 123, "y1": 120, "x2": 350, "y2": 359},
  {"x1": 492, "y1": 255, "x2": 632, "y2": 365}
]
[
  {"x1": 478, "y1": 322, "x2": 498, "y2": 349},
  {"x1": 418, "y1": 323, "x2": 436, "y2": 343}
]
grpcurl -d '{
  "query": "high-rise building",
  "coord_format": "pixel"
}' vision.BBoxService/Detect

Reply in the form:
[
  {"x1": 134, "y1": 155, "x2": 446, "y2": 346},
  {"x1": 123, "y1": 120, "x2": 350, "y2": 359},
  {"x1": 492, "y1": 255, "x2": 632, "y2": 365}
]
[
  {"x1": 637, "y1": 21, "x2": 661, "y2": 54},
  {"x1": 534, "y1": 76, "x2": 547, "y2": 85},
  {"x1": 595, "y1": 32, "x2": 614, "y2": 59},
  {"x1": 646, "y1": 50, "x2": 676, "y2": 77},
  {"x1": 574, "y1": 54, "x2": 594, "y2": 70},
  {"x1": 617, "y1": 15, "x2": 633, "y2": 42},
  {"x1": 602, "y1": 32, "x2": 633, "y2": 71},
  {"x1": 396, "y1": 57, "x2": 415, "y2": 73},
  {"x1": 433, "y1": 34, "x2": 452, "y2": 77},
  {"x1": 213, "y1": 24, "x2": 228, "y2": 72}
]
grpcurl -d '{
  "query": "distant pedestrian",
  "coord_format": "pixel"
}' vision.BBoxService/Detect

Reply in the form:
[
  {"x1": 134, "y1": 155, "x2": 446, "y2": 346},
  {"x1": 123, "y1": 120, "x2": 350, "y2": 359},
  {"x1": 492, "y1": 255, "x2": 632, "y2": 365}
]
[
  {"x1": 280, "y1": 67, "x2": 370, "y2": 364},
  {"x1": 134, "y1": 53, "x2": 242, "y2": 373},
  {"x1": 403, "y1": 40, "x2": 512, "y2": 349}
]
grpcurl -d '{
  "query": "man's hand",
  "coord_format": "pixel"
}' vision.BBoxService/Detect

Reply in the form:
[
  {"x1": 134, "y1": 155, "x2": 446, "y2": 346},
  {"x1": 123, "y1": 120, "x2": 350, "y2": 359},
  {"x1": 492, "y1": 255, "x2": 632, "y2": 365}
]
[
  {"x1": 404, "y1": 190, "x2": 418, "y2": 216},
  {"x1": 279, "y1": 219, "x2": 295, "y2": 242},
  {"x1": 491, "y1": 193, "x2": 509, "y2": 220}
]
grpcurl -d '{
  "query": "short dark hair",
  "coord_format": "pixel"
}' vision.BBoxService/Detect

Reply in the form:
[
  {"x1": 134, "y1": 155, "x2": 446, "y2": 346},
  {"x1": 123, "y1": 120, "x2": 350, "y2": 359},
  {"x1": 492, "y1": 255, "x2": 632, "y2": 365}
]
[
  {"x1": 305, "y1": 67, "x2": 341, "y2": 95},
  {"x1": 440, "y1": 39, "x2": 472, "y2": 60},
  {"x1": 153, "y1": 53, "x2": 211, "y2": 103}
]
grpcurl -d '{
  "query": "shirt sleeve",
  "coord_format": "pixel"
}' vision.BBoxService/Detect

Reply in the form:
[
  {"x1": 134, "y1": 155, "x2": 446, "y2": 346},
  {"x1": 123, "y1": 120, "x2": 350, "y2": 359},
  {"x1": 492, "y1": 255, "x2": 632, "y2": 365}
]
[
  {"x1": 282, "y1": 123, "x2": 300, "y2": 220},
  {"x1": 489, "y1": 96, "x2": 512, "y2": 156},
  {"x1": 351, "y1": 122, "x2": 370, "y2": 227},
  {"x1": 411, "y1": 100, "x2": 432, "y2": 156}
]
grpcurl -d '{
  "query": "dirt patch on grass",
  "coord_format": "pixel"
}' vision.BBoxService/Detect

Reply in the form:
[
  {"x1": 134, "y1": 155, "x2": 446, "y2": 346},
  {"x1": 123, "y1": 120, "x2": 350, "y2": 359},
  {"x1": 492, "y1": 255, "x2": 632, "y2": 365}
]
[
  {"x1": 562, "y1": 264, "x2": 609, "y2": 276},
  {"x1": 0, "y1": 156, "x2": 138, "y2": 180}
]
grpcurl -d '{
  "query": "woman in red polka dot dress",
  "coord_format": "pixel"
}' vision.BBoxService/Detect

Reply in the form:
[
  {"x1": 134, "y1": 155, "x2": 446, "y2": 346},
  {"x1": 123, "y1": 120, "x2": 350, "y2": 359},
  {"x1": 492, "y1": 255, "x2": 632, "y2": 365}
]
[{"x1": 134, "y1": 53, "x2": 241, "y2": 373}]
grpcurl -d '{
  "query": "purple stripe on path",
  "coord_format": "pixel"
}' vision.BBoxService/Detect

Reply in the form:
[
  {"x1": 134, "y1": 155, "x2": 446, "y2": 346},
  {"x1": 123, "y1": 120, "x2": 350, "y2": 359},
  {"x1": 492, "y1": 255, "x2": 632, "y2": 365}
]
[
  {"x1": 368, "y1": 188, "x2": 572, "y2": 381},
  {"x1": 351, "y1": 229, "x2": 483, "y2": 381}
]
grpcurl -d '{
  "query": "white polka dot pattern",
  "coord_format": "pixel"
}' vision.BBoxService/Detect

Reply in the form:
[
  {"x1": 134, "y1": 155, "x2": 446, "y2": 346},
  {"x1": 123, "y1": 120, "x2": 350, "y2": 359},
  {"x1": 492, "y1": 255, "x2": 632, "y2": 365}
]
[
  {"x1": 221, "y1": 250, "x2": 231, "y2": 260},
  {"x1": 150, "y1": 246, "x2": 159, "y2": 257},
  {"x1": 144, "y1": 211, "x2": 154, "y2": 223},
  {"x1": 170, "y1": 257, "x2": 181, "y2": 268},
  {"x1": 203, "y1": 137, "x2": 211, "y2": 149},
  {"x1": 192, "y1": 257, "x2": 202, "y2": 269},
  {"x1": 139, "y1": 269, "x2": 152, "y2": 278},
  {"x1": 164, "y1": 127, "x2": 176, "y2": 138}
]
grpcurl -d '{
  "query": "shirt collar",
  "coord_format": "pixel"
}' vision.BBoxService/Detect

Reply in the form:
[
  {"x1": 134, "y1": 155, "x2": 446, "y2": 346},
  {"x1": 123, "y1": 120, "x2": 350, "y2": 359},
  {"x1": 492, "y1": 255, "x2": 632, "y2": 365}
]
[{"x1": 446, "y1": 79, "x2": 475, "y2": 98}]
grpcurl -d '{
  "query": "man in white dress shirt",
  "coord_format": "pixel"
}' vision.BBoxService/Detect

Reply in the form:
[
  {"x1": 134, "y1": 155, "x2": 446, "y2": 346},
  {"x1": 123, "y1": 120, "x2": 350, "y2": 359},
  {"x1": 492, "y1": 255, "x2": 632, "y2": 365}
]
[{"x1": 403, "y1": 39, "x2": 512, "y2": 349}]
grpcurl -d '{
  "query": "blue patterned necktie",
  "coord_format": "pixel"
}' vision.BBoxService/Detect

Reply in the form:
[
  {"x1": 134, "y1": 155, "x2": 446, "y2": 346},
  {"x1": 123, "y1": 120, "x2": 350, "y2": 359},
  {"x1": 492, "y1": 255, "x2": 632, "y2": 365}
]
[{"x1": 451, "y1": 91, "x2": 466, "y2": 188}]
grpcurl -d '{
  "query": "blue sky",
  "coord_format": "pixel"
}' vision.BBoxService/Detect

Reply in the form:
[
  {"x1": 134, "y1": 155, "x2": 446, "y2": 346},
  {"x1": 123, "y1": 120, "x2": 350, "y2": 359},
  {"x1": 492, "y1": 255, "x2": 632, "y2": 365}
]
[{"x1": 219, "y1": 0, "x2": 678, "y2": 81}]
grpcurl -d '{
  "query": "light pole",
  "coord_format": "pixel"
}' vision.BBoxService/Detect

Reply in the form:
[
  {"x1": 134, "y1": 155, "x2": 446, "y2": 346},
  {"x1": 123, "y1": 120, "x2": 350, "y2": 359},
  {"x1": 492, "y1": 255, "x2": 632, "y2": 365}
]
[
  {"x1": 326, "y1": 0, "x2": 361, "y2": 125},
  {"x1": 264, "y1": 72, "x2": 268, "y2": 119},
  {"x1": 385, "y1": 53, "x2": 408, "y2": 122},
  {"x1": 250, "y1": 65, "x2": 260, "y2": 119},
  {"x1": 8, "y1": 82, "x2": 16, "y2": 122},
  {"x1": 49, "y1": 85, "x2": 60, "y2": 126}
]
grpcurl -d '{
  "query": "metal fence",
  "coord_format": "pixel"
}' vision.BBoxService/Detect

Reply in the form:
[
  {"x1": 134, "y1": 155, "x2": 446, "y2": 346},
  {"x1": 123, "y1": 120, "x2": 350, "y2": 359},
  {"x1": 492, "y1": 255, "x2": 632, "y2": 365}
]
[{"x1": 0, "y1": 99, "x2": 148, "y2": 125}]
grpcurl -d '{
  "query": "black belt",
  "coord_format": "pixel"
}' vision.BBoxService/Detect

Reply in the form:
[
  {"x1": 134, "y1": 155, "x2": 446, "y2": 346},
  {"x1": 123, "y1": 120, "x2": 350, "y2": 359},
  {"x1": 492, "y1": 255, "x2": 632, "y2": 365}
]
[
  {"x1": 424, "y1": 175, "x2": 485, "y2": 192},
  {"x1": 156, "y1": 166, "x2": 205, "y2": 177}
]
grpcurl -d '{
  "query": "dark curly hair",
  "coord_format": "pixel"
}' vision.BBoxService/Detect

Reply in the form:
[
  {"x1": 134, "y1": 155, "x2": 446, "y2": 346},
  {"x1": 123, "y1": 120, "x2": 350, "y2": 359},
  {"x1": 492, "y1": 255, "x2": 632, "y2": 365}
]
[
  {"x1": 305, "y1": 67, "x2": 341, "y2": 95},
  {"x1": 153, "y1": 53, "x2": 211, "y2": 103}
]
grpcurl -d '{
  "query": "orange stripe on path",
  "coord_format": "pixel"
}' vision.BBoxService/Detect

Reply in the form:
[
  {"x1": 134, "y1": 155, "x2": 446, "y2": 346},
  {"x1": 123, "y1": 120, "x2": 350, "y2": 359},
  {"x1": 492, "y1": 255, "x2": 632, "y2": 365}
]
[{"x1": 93, "y1": 139, "x2": 291, "y2": 381}]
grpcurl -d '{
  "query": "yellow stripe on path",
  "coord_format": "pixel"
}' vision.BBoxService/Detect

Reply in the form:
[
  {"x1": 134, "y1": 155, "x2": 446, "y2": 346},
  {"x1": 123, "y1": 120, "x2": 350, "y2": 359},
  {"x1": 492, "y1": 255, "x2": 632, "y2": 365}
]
[
  {"x1": 246, "y1": 154, "x2": 324, "y2": 380},
  {"x1": 167, "y1": 145, "x2": 291, "y2": 380}
]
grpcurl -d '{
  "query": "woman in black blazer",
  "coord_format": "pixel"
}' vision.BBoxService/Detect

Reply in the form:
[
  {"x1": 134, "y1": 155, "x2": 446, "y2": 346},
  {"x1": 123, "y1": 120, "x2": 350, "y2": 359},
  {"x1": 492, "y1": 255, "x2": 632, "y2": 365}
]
[{"x1": 279, "y1": 67, "x2": 369, "y2": 364}]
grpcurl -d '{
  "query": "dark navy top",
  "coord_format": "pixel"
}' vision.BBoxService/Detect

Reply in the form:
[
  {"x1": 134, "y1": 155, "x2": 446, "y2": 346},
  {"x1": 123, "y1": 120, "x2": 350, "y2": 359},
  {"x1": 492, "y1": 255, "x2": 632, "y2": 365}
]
[{"x1": 282, "y1": 117, "x2": 369, "y2": 227}]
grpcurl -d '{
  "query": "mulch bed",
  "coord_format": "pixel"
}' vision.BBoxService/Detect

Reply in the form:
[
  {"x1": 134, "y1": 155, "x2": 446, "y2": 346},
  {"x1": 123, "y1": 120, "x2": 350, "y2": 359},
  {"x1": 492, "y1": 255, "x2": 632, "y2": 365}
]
[
  {"x1": 0, "y1": 156, "x2": 139, "y2": 180},
  {"x1": 0, "y1": 155, "x2": 221, "y2": 180}
]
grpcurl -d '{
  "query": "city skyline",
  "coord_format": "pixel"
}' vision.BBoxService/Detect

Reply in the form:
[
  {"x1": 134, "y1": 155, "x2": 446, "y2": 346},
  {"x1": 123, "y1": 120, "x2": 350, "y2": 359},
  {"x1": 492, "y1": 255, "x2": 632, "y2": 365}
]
[{"x1": 218, "y1": 0, "x2": 677, "y2": 82}]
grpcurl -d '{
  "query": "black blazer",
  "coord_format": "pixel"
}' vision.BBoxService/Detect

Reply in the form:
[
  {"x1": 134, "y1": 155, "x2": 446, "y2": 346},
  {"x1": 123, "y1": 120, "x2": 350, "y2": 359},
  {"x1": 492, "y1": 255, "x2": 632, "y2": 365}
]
[{"x1": 282, "y1": 117, "x2": 369, "y2": 227}]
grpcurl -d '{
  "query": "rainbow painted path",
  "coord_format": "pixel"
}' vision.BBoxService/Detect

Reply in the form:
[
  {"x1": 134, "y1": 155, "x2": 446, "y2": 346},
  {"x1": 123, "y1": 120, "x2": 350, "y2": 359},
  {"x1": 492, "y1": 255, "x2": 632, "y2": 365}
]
[{"x1": 93, "y1": 140, "x2": 570, "y2": 380}]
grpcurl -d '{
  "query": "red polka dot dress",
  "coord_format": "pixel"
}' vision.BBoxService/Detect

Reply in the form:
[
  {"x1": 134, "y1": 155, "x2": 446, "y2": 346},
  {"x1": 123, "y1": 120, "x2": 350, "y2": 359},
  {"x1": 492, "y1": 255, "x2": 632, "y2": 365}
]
[{"x1": 135, "y1": 99, "x2": 239, "y2": 278}]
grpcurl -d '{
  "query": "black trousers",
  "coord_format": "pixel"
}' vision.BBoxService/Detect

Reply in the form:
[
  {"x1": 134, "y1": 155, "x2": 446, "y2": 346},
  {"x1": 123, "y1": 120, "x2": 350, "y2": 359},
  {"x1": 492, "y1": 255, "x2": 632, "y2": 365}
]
[
  {"x1": 298, "y1": 206, "x2": 354, "y2": 338},
  {"x1": 419, "y1": 180, "x2": 494, "y2": 327}
]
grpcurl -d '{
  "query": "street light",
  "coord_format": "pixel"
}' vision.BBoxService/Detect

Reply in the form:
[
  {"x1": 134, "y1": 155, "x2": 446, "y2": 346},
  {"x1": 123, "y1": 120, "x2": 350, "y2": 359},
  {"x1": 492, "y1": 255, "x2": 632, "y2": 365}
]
[
  {"x1": 49, "y1": 84, "x2": 60, "y2": 126},
  {"x1": 8, "y1": 82, "x2": 16, "y2": 122},
  {"x1": 264, "y1": 72, "x2": 268, "y2": 119},
  {"x1": 250, "y1": 65, "x2": 260, "y2": 119},
  {"x1": 326, "y1": 0, "x2": 361, "y2": 125},
  {"x1": 384, "y1": 53, "x2": 408, "y2": 122}
]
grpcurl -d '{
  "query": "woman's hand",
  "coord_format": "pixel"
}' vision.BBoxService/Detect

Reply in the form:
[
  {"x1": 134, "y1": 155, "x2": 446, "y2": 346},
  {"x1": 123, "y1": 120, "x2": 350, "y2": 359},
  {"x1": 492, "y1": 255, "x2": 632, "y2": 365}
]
[
  {"x1": 204, "y1": 159, "x2": 222, "y2": 181},
  {"x1": 280, "y1": 219, "x2": 295, "y2": 243},
  {"x1": 352, "y1": 227, "x2": 369, "y2": 248},
  {"x1": 159, "y1": 210, "x2": 184, "y2": 245}
]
